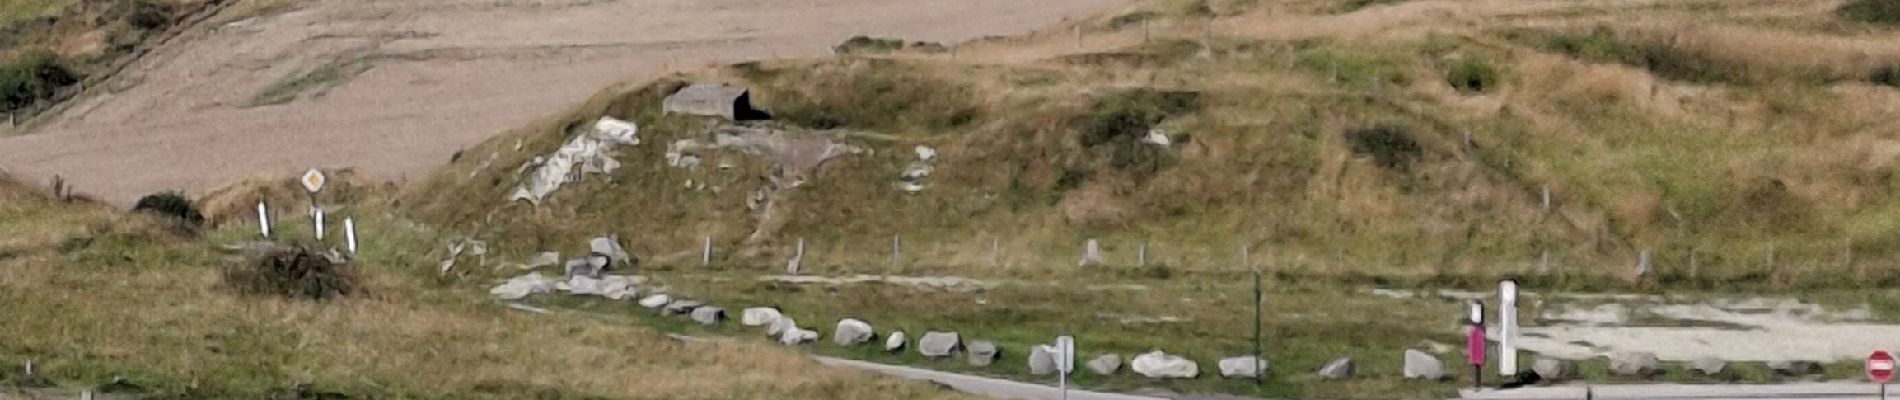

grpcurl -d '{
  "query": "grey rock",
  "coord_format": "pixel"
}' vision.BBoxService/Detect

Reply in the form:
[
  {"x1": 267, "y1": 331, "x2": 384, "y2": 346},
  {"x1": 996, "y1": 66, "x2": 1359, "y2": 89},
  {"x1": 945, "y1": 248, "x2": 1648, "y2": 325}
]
[
  {"x1": 767, "y1": 315, "x2": 799, "y2": 339},
  {"x1": 662, "y1": 299, "x2": 704, "y2": 316},
  {"x1": 1218, "y1": 356, "x2": 1268, "y2": 378},
  {"x1": 833, "y1": 318, "x2": 874, "y2": 347},
  {"x1": 741, "y1": 307, "x2": 781, "y2": 327},
  {"x1": 1532, "y1": 357, "x2": 1572, "y2": 380},
  {"x1": 1087, "y1": 354, "x2": 1122, "y2": 375},
  {"x1": 563, "y1": 258, "x2": 598, "y2": 279},
  {"x1": 779, "y1": 328, "x2": 818, "y2": 346},
  {"x1": 524, "y1": 252, "x2": 561, "y2": 269},
  {"x1": 589, "y1": 235, "x2": 634, "y2": 269},
  {"x1": 919, "y1": 331, "x2": 961, "y2": 358},
  {"x1": 637, "y1": 294, "x2": 671, "y2": 308},
  {"x1": 1769, "y1": 360, "x2": 1822, "y2": 377},
  {"x1": 1404, "y1": 349, "x2": 1447, "y2": 380},
  {"x1": 1131, "y1": 351, "x2": 1198, "y2": 379},
  {"x1": 1318, "y1": 357, "x2": 1355, "y2": 380},
  {"x1": 1609, "y1": 352, "x2": 1659, "y2": 377},
  {"x1": 1077, "y1": 238, "x2": 1104, "y2": 268},
  {"x1": 1690, "y1": 356, "x2": 1727, "y2": 376},
  {"x1": 1028, "y1": 345, "x2": 1059, "y2": 375},
  {"x1": 690, "y1": 307, "x2": 725, "y2": 325},
  {"x1": 885, "y1": 331, "x2": 908, "y2": 353},
  {"x1": 967, "y1": 340, "x2": 1000, "y2": 367}
]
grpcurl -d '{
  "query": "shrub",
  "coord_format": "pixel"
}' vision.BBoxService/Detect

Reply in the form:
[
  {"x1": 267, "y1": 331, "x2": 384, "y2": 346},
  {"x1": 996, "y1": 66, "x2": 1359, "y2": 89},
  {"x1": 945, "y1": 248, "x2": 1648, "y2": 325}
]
[
  {"x1": 1870, "y1": 63, "x2": 1900, "y2": 88},
  {"x1": 1108, "y1": 11, "x2": 1158, "y2": 29},
  {"x1": 832, "y1": 36, "x2": 906, "y2": 54},
  {"x1": 1838, "y1": 0, "x2": 1900, "y2": 25},
  {"x1": 1078, "y1": 89, "x2": 1199, "y2": 146},
  {"x1": 0, "y1": 49, "x2": 78, "y2": 112},
  {"x1": 132, "y1": 191, "x2": 205, "y2": 226},
  {"x1": 224, "y1": 246, "x2": 358, "y2": 301},
  {"x1": 1444, "y1": 56, "x2": 1500, "y2": 94},
  {"x1": 1345, "y1": 126, "x2": 1422, "y2": 171},
  {"x1": 1341, "y1": 0, "x2": 1404, "y2": 13}
]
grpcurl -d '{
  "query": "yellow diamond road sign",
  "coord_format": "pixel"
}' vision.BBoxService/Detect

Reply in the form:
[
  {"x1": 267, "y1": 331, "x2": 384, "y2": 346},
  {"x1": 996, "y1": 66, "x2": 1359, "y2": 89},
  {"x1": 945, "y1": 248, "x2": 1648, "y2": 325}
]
[{"x1": 300, "y1": 169, "x2": 326, "y2": 193}]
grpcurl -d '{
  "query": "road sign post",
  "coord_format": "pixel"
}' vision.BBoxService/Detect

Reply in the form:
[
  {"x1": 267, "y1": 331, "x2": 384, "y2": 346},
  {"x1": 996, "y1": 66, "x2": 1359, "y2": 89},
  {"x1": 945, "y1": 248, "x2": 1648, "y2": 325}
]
[
  {"x1": 1870, "y1": 350, "x2": 1894, "y2": 399},
  {"x1": 1468, "y1": 300, "x2": 1486, "y2": 389},
  {"x1": 1055, "y1": 335, "x2": 1075, "y2": 400}
]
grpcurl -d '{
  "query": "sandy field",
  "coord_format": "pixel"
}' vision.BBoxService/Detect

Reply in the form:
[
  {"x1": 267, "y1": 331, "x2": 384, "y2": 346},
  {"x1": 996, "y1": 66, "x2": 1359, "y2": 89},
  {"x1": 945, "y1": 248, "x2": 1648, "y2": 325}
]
[{"x1": 0, "y1": 0, "x2": 1125, "y2": 202}]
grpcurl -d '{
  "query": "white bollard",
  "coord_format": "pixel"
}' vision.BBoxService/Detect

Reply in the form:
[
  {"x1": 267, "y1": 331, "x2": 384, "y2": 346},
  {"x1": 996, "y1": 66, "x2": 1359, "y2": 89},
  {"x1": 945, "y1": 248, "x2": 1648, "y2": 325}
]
[
  {"x1": 702, "y1": 236, "x2": 712, "y2": 267},
  {"x1": 1499, "y1": 279, "x2": 1519, "y2": 376},
  {"x1": 314, "y1": 209, "x2": 325, "y2": 241},
  {"x1": 256, "y1": 201, "x2": 271, "y2": 238},
  {"x1": 344, "y1": 218, "x2": 358, "y2": 255}
]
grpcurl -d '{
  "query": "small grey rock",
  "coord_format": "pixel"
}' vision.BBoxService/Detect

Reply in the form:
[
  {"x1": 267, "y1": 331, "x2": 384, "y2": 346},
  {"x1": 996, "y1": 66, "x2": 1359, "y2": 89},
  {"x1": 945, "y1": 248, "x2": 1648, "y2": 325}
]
[
  {"x1": 1532, "y1": 357, "x2": 1572, "y2": 381},
  {"x1": 833, "y1": 318, "x2": 874, "y2": 347},
  {"x1": 524, "y1": 252, "x2": 561, "y2": 269},
  {"x1": 1087, "y1": 354, "x2": 1122, "y2": 375},
  {"x1": 1609, "y1": 352, "x2": 1659, "y2": 377},
  {"x1": 1404, "y1": 349, "x2": 1447, "y2": 380},
  {"x1": 690, "y1": 306, "x2": 725, "y2": 325},
  {"x1": 589, "y1": 235, "x2": 634, "y2": 268},
  {"x1": 919, "y1": 331, "x2": 961, "y2": 358},
  {"x1": 637, "y1": 294, "x2": 671, "y2": 308},
  {"x1": 740, "y1": 307, "x2": 781, "y2": 326},
  {"x1": 1690, "y1": 356, "x2": 1727, "y2": 376},
  {"x1": 1218, "y1": 356, "x2": 1268, "y2": 378},
  {"x1": 967, "y1": 340, "x2": 1000, "y2": 367},
  {"x1": 1318, "y1": 357, "x2": 1355, "y2": 380}
]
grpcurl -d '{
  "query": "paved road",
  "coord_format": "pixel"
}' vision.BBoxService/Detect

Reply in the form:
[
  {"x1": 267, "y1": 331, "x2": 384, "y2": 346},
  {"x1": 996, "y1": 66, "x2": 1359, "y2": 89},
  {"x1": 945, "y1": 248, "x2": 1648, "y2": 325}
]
[
  {"x1": 1462, "y1": 383, "x2": 1891, "y2": 400},
  {"x1": 814, "y1": 356, "x2": 1167, "y2": 400}
]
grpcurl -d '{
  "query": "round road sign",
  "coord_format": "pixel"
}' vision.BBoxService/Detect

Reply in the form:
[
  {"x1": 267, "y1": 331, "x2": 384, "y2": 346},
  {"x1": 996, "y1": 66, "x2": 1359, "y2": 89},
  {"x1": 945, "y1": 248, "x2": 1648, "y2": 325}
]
[{"x1": 1870, "y1": 350, "x2": 1894, "y2": 384}]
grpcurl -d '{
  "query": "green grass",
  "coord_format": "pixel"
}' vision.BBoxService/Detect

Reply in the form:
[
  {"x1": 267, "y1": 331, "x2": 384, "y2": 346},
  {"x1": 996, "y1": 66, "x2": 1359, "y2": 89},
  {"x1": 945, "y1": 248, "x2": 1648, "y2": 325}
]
[
  {"x1": 1443, "y1": 56, "x2": 1500, "y2": 94},
  {"x1": 0, "y1": 48, "x2": 77, "y2": 112},
  {"x1": 247, "y1": 58, "x2": 377, "y2": 107},
  {"x1": 1838, "y1": 0, "x2": 1900, "y2": 26},
  {"x1": 0, "y1": 0, "x2": 67, "y2": 25}
]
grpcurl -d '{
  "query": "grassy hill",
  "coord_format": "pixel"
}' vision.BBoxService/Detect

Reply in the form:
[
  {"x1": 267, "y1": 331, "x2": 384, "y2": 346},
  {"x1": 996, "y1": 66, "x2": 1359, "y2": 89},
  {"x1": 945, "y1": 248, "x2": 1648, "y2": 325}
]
[
  {"x1": 0, "y1": 173, "x2": 974, "y2": 399},
  {"x1": 406, "y1": 0, "x2": 1900, "y2": 290}
]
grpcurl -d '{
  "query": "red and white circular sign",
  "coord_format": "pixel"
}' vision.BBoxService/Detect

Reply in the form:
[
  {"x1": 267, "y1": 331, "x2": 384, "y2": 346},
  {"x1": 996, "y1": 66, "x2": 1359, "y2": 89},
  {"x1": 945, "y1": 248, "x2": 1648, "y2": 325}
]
[{"x1": 1869, "y1": 350, "x2": 1895, "y2": 384}]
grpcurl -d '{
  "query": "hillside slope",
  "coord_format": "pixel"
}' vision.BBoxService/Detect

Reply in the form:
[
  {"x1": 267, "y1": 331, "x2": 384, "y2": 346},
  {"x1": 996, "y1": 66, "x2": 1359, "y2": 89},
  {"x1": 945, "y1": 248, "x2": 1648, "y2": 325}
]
[
  {"x1": 408, "y1": 0, "x2": 1900, "y2": 290},
  {"x1": 0, "y1": 173, "x2": 976, "y2": 399}
]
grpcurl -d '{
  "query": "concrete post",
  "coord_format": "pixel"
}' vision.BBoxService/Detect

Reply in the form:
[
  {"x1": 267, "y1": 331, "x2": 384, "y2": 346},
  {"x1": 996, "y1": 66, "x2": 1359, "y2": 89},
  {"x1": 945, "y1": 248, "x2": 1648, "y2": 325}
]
[{"x1": 702, "y1": 236, "x2": 712, "y2": 267}]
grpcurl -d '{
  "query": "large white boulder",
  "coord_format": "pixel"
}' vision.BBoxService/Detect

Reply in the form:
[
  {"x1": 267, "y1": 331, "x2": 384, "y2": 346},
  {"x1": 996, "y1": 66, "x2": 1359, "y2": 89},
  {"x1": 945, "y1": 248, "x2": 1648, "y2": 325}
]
[
  {"x1": 919, "y1": 331, "x2": 961, "y2": 358},
  {"x1": 1131, "y1": 350, "x2": 1198, "y2": 379},
  {"x1": 966, "y1": 340, "x2": 999, "y2": 367},
  {"x1": 767, "y1": 315, "x2": 800, "y2": 339},
  {"x1": 1087, "y1": 354, "x2": 1122, "y2": 375},
  {"x1": 833, "y1": 318, "x2": 874, "y2": 347},
  {"x1": 1219, "y1": 356, "x2": 1268, "y2": 379},
  {"x1": 1028, "y1": 345, "x2": 1059, "y2": 375},
  {"x1": 637, "y1": 294, "x2": 672, "y2": 308},
  {"x1": 1403, "y1": 349, "x2": 1446, "y2": 380},
  {"x1": 1609, "y1": 352, "x2": 1659, "y2": 377},
  {"x1": 778, "y1": 328, "x2": 818, "y2": 346},
  {"x1": 741, "y1": 307, "x2": 782, "y2": 327},
  {"x1": 690, "y1": 307, "x2": 725, "y2": 326}
]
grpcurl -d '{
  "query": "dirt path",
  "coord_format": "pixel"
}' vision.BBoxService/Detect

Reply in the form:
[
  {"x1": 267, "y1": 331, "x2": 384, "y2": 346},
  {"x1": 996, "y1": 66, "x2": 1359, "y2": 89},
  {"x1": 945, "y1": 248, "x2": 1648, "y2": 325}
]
[{"x1": 0, "y1": 0, "x2": 1127, "y2": 202}]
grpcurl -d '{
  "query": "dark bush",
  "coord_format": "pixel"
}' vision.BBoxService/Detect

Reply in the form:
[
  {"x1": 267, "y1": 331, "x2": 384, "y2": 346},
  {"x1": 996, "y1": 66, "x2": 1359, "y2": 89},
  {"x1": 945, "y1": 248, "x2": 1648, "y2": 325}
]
[
  {"x1": 132, "y1": 191, "x2": 205, "y2": 226},
  {"x1": 224, "y1": 246, "x2": 358, "y2": 301},
  {"x1": 1870, "y1": 63, "x2": 1900, "y2": 88},
  {"x1": 0, "y1": 49, "x2": 79, "y2": 112},
  {"x1": 1345, "y1": 126, "x2": 1422, "y2": 171},
  {"x1": 1445, "y1": 56, "x2": 1500, "y2": 94},
  {"x1": 1838, "y1": 0, "x2": 1900, "y2": 25},
  {"x1": 833, "y1": 36, "x2": 906, "y2": 54},
  {"x1": 1341, "y1": 0, "x2": 1404, "y2": 13},
  {"x1": 1109, "y1": 11, "x2": 1158, "y2": 29},
  {"x1": 1079, "y1": 89, "x2": 1200, "y2": 147}
]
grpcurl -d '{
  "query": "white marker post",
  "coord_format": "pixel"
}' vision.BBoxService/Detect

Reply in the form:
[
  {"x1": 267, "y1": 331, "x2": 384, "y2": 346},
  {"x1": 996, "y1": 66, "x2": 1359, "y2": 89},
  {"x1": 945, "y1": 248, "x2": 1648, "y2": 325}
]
[
  {"x1": 701, "y1": 236, "x2": 712, "y2": 267},
  {"x1": 1055, "y1": 335, "x2": 1075, "y2": 400},
  {"x1": 344, "y1": 218, "x2": 358, "y2": 255},
  {"x1": 314, "y1": 209, "x2": 326, "y2": 241},
  {"x1": 1499, "y1": 279, "x2": 1519, "y2": 377},
  {"x1": 256, "y1": 201, "x2": 271, "y2": 238}
]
